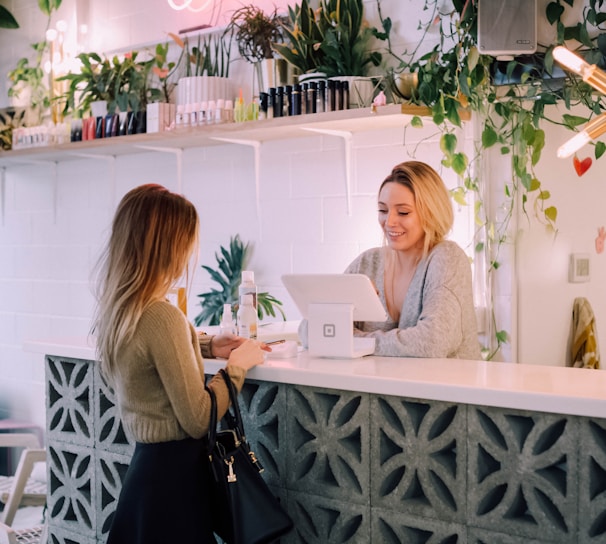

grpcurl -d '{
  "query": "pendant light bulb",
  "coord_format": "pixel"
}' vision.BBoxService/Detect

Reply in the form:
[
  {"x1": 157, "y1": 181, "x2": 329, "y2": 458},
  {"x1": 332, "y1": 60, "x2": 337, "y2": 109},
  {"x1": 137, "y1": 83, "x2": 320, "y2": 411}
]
[
  {"x1": 558, "y1": 113, "x2": 606, "y2": 158},
  {"x1": 553, "y1": 46, "x2": 606, "y2": 94}
]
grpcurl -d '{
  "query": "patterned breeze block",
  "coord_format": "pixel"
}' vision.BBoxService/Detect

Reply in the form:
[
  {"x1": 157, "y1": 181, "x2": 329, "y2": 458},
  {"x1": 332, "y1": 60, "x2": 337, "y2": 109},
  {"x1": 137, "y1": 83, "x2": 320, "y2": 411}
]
[{"x1": 45, "y1": 356, "x2": 606, "y2": 543}]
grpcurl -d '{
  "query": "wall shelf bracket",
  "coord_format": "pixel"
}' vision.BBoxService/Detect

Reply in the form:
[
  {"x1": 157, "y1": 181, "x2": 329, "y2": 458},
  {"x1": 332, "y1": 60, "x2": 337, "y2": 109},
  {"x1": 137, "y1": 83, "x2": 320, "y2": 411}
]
[
  {"x1": 300, "y1": 128, "x2": 354, "y2": 216},
  {"x1": 210, "y1": 137, "x2": 263, "y2": 227},
  {"x1": 0, "y1": 167, "x2": 5, "y2": 227}
]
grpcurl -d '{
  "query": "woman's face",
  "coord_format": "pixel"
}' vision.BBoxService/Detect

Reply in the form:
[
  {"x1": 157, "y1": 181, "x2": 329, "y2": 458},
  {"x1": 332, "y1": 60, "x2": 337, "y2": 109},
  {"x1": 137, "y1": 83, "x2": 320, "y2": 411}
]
[{"x1": 378, "y1": 182, "x2": 425, "y2": 252}]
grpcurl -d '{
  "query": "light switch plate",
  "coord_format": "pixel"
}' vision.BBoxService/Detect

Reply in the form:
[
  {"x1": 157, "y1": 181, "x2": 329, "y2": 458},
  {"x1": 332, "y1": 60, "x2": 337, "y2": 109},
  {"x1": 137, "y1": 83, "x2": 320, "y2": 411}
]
[{"x1": 569, "y1": 253, "x2": 590, "y2": 283}]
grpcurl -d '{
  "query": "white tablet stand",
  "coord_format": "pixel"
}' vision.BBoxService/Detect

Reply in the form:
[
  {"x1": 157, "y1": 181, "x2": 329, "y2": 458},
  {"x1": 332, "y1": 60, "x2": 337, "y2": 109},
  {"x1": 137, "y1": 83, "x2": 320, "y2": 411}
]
[{"x1": 282, "y1": 274, "x2": 388, "y2": 359}]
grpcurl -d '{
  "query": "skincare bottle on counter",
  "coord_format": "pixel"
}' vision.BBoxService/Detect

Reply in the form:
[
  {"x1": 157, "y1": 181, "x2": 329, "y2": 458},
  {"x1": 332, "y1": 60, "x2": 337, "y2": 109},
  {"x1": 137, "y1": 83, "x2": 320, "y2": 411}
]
[
  {"x1": 237, "y1": 294, "x2": 258, "y2": 340},
  {"x1": 219, "y1": 304, "x2": 237, "y2": 336},
  {"x1": 239, "y1": 270, "x2": 257, "y2": 309}
]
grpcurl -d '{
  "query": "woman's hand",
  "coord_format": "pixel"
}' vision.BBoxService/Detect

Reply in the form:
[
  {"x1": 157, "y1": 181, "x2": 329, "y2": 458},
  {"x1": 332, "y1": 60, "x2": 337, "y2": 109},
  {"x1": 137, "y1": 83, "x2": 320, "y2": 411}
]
[
  {"x1": 211, "y1": 334, "x2": 272, "y2": 359},
  {"x1": 210, "y1": 334, "x2": 245, "y2": 359},
  {"x1": 226, "y1": 339, "x2": 269, "y2": 371}
]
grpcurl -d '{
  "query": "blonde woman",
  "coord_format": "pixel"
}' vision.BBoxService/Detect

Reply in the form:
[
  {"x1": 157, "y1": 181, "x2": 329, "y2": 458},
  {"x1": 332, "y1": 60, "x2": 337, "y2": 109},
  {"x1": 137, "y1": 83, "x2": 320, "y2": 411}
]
[
  {"x1": 346, "y1": 161, "x2": 481, "y2": 359},
  {"x1": 92, "y1": 184, "x2": 268, "y2": 543}
]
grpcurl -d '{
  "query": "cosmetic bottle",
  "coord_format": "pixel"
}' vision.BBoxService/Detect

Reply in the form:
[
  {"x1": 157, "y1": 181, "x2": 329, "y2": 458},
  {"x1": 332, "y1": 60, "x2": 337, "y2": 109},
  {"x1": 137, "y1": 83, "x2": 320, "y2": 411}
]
[
  {"x1": 335, "y1": 80, "x2": 344, "y2": 111},
  {"x1": 207, "y1": 101, "x2": 216, "y2": 124},
  {"x1": 219, "y1": 304, "x2": 237, "y2": 336},
  {"x1": 198, "y1": 101, "x2": 207, "y2": 125},
  {"x1": 234, "y1": 90, "x2": 246, "y2": 122},
  {"x1": 237, "y1": 294, "x2": 258, "y2": 340},
  {"x1": 342, "y1": 80, "x2": 350, "y2": 110},
  {"x1": 175, "y1": 105, "x2": 185, "y2": 128},
  {"x1": 267, "y1": 87, "x2": 276, "y2": 119},
  {"x1": 316, "y1": 81, "x2": 326, "y2": 113},
  {"x1": 259, "y1": 92, "x2": 268, "y2": 120},
  {"x1": 291, "y1": 84, "x2": 302, "y2": 116},
  {"x1": 326, "y1": 80, "x2": 336, "y2": 112},
  {"x1": 283, "y1": 85, "x2": 292, "y2": 117},
  {"x1": 306, "y1": 82, "x2": 316, "y2": 114},
  {"x1": 238, "y1": 270, "x2": 257, "y2": 309},
  {"x1": 274, "y1": 87, "x2": 284, "y2": 118}
]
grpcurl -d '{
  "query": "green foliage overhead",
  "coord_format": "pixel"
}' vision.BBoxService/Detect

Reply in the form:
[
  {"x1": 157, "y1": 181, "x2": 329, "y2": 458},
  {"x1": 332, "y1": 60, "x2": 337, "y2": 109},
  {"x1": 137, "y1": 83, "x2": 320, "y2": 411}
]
[{"x1": 380, "y1": 0, "x2": 606, "y2": 359}]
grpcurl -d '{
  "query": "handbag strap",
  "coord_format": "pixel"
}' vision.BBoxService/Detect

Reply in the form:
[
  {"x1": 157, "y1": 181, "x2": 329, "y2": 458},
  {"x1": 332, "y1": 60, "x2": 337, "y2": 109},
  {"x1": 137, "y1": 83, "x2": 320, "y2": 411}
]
[
  {"x1": 218, "y1": 368, "x2": 247, "y2": 442},
  {"x1": 205, "y1": 384, "x2": 218, "y2": 454}
]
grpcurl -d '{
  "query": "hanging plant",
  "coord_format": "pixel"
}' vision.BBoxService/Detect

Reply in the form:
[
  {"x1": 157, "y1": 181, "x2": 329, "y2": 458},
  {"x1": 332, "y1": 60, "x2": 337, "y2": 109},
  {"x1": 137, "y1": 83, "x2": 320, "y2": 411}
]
[{"x1": 377, "y1": 0, "x2": 606, "y2": 359}]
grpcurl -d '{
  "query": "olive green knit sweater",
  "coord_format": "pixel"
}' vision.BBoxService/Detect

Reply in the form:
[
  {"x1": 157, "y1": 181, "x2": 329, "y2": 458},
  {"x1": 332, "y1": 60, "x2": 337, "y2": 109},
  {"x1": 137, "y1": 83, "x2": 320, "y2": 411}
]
[{"x1": 111, "y1": 300, "x2": 246, "y2": 443}]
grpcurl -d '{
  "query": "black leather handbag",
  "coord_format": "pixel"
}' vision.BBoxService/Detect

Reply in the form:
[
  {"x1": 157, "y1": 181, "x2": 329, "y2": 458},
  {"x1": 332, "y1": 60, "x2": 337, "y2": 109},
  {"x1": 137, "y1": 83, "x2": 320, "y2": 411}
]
[{"x1": 206, "y1": 369, "x2": 294, "y2": 544}]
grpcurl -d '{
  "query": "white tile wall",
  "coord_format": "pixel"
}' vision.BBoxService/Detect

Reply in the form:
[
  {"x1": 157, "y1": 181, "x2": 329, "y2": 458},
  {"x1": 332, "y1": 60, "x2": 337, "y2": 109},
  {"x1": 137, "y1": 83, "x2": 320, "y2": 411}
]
[{"x1": 2, "y1": 0, "x2": 604, "y2": 431}]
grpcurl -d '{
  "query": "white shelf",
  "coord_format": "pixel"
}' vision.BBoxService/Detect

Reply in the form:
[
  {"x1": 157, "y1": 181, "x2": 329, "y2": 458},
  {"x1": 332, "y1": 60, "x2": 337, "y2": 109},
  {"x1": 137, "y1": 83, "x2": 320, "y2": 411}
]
[{"x1": 0, "y1": 103, "x2": 428, "y2": 166}]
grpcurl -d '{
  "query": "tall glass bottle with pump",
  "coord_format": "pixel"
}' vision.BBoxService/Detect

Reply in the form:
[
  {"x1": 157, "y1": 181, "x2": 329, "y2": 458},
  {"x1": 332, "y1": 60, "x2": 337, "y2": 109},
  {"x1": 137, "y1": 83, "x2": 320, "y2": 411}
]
[{"x1": 237, "y1": 294, "x2": 258, "y2": 339}]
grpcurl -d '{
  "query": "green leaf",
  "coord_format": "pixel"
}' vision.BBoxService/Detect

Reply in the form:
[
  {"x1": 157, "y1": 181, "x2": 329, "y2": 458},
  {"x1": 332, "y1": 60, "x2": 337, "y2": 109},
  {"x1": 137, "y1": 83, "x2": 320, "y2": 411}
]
[
  {"x1": 496, "y1": 330, "x2": 509, "y2": 344},
  {"x1": 452, "y1": 153, "x2": 468, "y2": 176},
  {"x1": 482, "y1": 125, "x2": 498, "y2": 148},
  {"x1": 595, "y1": 141, "x2": 606, "y2": 159},
  {"x1": 546, "y1": 2, "x2": 564, "y2": 24},
  {"x1": 0, "y1": 5, "x2": 19, "y2": 28},
  {"x1": 451, "y1": 187, "x2": 468, "y2": 206},
  {"x1": 562, "y1": 114, "x2": 589, "y2": 129},
  {"x1": 467, "y1": 46, "x2": 479, "y2": 71},
  {"x1": 440, "y1": 133, "x2": 457, "y2": 156},
  {"x1": 544, "y1": 206, "x2": 557, "y2": 223},
  {"x1": 410, "y1": 116, "x2": 423, "y2": 128}
]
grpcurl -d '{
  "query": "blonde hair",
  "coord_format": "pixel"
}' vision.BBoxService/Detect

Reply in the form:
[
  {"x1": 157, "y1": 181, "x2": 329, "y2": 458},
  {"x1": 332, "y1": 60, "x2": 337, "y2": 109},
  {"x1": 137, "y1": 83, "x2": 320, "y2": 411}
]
[
  {"x1": 379, "y1": 161, "x2": 453, "y2": 257},
  {"x1": 91, "y1": 184, "x2": 199, "y2": 383}
]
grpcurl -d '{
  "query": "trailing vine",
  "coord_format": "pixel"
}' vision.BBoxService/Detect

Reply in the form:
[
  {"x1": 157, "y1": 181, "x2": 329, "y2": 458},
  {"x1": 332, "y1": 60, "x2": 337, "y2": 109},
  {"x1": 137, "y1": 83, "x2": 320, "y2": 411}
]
[{"x1": 378, "y1": 0, "x2": 606, "y2": 359}]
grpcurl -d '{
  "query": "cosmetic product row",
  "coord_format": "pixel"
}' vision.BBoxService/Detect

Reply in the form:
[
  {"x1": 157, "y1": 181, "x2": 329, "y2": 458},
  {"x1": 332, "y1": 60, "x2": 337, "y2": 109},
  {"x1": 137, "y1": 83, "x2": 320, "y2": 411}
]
[
  {"x1": 258, "y1": 79, "x2": 350, "y2": 120},
  {"x1": 175, "y1": 98, "x2": 238, "y2": 129},
  {"x1": 12, "y1": 123, "x2": 70, "y2": 150}
]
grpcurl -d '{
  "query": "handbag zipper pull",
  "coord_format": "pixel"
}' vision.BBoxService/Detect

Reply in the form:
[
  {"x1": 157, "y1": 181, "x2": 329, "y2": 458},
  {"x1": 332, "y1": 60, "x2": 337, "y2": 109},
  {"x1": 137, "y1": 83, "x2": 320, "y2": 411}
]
[
  {"x1": 249, "y1": 450, "x2": 264, "y2": 473},
  {"x1": 225, "y1": 456, "x2": 237, "y2": 483}
]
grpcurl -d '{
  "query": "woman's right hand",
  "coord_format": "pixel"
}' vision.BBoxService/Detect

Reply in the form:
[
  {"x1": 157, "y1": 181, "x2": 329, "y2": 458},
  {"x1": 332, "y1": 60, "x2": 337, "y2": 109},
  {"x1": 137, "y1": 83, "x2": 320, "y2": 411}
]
[{"x1": 225, "y1": 339, "x2": 266, "y2": 371}]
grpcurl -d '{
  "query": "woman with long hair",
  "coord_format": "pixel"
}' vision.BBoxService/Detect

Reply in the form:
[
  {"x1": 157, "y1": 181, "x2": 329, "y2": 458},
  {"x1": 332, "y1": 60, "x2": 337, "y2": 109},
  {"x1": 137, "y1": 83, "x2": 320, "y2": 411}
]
[{"x1": 92, "y1": 184, "x2": 268, "y2": 543}]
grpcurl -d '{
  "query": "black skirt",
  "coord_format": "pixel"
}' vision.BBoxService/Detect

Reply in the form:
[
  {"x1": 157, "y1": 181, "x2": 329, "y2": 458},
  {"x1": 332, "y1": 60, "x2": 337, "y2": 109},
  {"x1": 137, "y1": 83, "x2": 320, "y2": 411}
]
[{"x1": 106, "y1": 437, "x2": 217, "y2": 544}]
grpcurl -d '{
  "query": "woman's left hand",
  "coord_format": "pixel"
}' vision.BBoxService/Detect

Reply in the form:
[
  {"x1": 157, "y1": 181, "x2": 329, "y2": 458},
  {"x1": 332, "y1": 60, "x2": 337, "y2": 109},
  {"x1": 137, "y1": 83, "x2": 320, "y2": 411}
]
[{"x1": 211, "y1": 334, "x2": 272, "y2": 358}]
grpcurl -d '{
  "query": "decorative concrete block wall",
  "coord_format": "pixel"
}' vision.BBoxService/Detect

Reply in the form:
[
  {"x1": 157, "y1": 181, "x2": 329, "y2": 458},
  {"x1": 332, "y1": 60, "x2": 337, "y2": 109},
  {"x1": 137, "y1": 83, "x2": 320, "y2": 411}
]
[{"x1": 46, "y1": 355, "x2": 606, "y2": 543}]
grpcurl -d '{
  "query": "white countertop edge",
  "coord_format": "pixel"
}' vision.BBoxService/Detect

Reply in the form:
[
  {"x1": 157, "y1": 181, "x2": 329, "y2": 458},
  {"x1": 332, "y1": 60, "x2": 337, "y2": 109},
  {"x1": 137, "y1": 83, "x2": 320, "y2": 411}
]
[{"x1": 25, "y1": 337, "x2": 606, "y2": 419}]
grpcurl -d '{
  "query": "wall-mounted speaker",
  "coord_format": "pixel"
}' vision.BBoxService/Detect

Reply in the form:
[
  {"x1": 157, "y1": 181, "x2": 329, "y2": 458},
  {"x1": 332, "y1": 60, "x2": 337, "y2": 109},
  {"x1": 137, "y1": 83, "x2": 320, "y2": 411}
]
[{"x1": 478, "y1": 0, "x2": 537, "y2": 57}]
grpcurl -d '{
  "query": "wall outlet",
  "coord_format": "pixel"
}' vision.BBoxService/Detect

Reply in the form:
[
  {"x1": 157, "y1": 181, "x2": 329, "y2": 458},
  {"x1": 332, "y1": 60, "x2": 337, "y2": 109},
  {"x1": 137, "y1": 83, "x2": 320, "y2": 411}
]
[{"x1": 569, "y1": 253, "x2": 590, "y2": 283}]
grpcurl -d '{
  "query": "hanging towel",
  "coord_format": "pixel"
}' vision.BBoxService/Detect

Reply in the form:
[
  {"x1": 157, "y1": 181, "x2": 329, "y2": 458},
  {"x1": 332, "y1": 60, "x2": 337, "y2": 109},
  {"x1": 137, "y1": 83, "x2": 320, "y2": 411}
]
[{"x1": 571, "y1": 297, "x2": 600, "y2": 369}]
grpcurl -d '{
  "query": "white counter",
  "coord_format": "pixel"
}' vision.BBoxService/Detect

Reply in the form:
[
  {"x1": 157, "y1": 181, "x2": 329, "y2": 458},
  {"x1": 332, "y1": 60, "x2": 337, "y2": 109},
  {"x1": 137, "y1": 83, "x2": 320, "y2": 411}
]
[{"x1": 25, "y1": 334, "x2": 606, "y2": 419}]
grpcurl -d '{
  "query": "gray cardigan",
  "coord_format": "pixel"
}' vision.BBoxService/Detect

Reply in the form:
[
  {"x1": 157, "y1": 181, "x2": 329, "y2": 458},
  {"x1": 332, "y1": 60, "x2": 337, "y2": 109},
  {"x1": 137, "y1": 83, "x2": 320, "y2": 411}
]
[{"x1": 345, "y1": 241, "x2": 482, "y2": 360}]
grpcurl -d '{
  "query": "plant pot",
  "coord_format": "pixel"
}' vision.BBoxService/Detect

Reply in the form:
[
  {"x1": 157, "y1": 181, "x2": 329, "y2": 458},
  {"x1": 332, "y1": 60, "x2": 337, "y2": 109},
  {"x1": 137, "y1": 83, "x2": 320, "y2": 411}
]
[
  {"x1": 332, "y1": 76, "x2": 379, "y2": 108},
  {"x1": 90, "y1": 100, "x2": 108, "y2": 119},
  {"x1": 392, "y1": 72, "x2": 419, "y2": 100},
  {"x1": 298, "y1": 72, "x2": 327, "y2": 85}
]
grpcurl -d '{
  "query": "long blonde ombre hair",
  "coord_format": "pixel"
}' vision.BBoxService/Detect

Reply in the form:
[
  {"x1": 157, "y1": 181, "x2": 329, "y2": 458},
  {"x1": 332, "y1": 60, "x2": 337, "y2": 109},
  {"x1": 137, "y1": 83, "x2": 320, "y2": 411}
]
[
  {"x1": 91, "y1": 184, "x2": 199, "y2": 383},
  {"x1": 379, "y1": 161, "x2": 454, "y2": 258}
]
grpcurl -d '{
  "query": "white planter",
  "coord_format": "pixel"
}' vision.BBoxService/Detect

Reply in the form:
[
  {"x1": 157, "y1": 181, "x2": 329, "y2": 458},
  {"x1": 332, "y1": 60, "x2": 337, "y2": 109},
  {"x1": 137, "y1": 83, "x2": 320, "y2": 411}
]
[
  {"x1": 178, "y1": 76, "x2": 232, "y2": 105},
  {"x1": 90, "y1": 100, "x2": 108, "y2": 118},
  {"x1": 333, "y1": 76, "x2": 379, "y2": 108}
]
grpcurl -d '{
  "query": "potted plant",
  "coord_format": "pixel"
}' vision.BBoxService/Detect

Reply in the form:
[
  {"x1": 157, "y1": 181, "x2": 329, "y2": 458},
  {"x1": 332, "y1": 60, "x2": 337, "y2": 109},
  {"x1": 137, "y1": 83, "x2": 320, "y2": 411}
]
[
  {"x1": 271, "y1": 0, "x2": 327, "y2": 77},
  {"x1": 58, "y1": 50, "x2": 154, "y2": 135},
  {"x1": 194, "y1": 235, "x2": 286, "y2": 327},
  {"x1": 226, "y1": 5, "x2": 289, "y2": 93},
  {"x1": 171, "y1": 31, "x2": 233, "y2": 106},
  {"x1": 272, "y1": 0, "x2": 385, "y2": 105}
]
